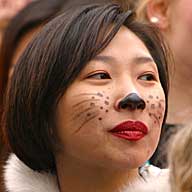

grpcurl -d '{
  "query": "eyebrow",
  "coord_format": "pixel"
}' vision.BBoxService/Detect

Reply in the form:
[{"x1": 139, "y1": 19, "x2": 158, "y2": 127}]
[
  {"x1": 93, "y1": 55, "x2": 117, "y2": 64},
  {"x1": 93, "y1": 55, "x2": 155, "y2": 65},
  {"x1": 132, "y1": 56, "x2": 154, "y2": 65}
]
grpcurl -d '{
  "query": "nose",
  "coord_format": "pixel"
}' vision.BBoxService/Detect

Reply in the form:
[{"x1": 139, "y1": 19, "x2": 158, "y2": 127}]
[{"x1": 118, "y1": 93, "x2": 146, "y2": 110}]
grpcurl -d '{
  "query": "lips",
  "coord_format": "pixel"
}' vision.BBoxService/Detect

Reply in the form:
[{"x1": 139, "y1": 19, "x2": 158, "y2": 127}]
[{"x1": 109, "y1": 121, "x2": 148, "y2": 141}]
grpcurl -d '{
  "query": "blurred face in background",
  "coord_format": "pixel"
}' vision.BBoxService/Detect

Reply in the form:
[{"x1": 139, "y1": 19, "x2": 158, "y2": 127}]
[
  {"x1": 147, "y1": 0, "x2": 192, "y2": 70},
  {"x1": 165, "y1": 0, "x2": 192, "y2": 70},
  {"x1": 0, "y1": 0, "x2": 31, "y2": 20}
]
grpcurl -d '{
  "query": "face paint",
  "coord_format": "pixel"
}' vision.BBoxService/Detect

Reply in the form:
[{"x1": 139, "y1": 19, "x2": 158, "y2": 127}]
[
  {"x1": 69, "y1": 91, "x2": 112, "y2": 131},
  {"x1": 146, "y1": 94, "x2": 165, "y2": 125},
  {"x1": 55, "y1": 27, "x2": 166, "y2": 171},
  {"x1": 118, "y1": 93, "x2": 146, "y2": 110}
]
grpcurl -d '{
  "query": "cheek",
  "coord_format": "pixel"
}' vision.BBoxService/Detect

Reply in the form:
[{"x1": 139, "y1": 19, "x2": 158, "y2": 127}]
[
  {"x1": 60, "y1": 90, "x2": 112, "y2": 134},
  {"x1": 145, "y1": 92, "x2": 166, "y2": 126}
]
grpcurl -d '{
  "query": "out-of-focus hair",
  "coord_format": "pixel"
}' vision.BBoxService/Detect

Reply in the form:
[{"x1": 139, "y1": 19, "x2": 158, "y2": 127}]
[
  {"x1": 0, "y1": 0, "x2": 68, "y2": 113},
  {"x1": 169, "y1": 125, "x2": 192, "y2": 192},
  {"x1": 135, "y1": 0, "x2": 149, "y2": 22}
]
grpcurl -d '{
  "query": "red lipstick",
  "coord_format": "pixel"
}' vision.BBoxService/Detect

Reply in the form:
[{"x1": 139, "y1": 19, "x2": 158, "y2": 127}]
[{"x1": 109, "y1": 121, "x2": 148, "y2": 141}]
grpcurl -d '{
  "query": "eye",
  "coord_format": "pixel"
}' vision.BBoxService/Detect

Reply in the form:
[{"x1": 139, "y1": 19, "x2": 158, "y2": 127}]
[
  {"x1": 139, "y1": 73, "x2": 157, "y2": 81},
  {"x1": 87, "y1": 72, "x2": 111, "y2": 79}
]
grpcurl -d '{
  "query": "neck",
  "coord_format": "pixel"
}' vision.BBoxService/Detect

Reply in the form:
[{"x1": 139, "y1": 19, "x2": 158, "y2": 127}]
[
  {"x1": 167, "y1": 59, "x2": 192, "y2": 124},
  {"x1": 56, "y1": 155, "x2": 140, "y2": 192}
]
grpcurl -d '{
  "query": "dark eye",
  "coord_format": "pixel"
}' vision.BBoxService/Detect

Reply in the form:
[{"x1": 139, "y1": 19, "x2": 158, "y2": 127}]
[
  {"x1": 87, "y1": 72, "x2": 111, "y2": 79},
  {"x1": 139, "y1": 74, "x2": 156, "y2": 81}
]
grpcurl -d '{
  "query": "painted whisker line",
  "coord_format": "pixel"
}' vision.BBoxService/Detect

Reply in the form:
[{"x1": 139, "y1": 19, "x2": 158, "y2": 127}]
[
  {"x1": 151, "y1": 113, "x2": 160, "y2": 125},
  {"x1": 75, "y1": 114, "x2": 98, "y2": 133},
  {"x1": 72, "y1": 99, "x2": 100, "y2": 108},
  {"x1": 72, "y1": 106, "x2": 99, "y2": 120},
  {"x1": 74, "y1": 104, "x2": 99, "y2": 113}
]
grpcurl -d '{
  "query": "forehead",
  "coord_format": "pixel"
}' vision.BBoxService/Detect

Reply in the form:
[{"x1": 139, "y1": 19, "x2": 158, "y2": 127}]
[{"x1": 99, "y1": 26, "x2": 154, "y2": 63}]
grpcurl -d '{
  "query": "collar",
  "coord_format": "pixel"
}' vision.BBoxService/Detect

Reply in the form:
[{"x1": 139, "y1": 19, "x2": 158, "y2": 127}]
[{"x1": 4, "y1": 154, "x2": 170, "y2": 192}]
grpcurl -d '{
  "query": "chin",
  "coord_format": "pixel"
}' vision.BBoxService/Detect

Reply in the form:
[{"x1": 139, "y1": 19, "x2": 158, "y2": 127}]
[{"x1": 100, "y1": 155, "x2": 148, "y2": 171}]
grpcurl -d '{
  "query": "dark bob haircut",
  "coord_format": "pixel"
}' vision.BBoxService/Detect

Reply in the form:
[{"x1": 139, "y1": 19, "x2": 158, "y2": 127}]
[{"x1": 3, "y1": 3, "x2": 169, "y2": 172}]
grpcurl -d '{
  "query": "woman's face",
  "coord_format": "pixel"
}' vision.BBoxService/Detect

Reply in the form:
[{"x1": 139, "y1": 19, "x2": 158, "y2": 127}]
[{"x1": 56, "y1": 26, "x2": 166, "y2": 170}]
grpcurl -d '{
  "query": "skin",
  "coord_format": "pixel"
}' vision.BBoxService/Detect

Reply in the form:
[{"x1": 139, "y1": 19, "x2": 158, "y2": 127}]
[
  {"x1": 55, "y1": 26, "x2": 166, "y2": 192},
  {"x1": 165, "y1": 0, "x2": 192, "y2": 124},
  {"x1": 146, "y1": 0, "x2": 192, "y2": 124},
  {"x1": 0, "y1": 0, "x2": 30, "y2": 20}
]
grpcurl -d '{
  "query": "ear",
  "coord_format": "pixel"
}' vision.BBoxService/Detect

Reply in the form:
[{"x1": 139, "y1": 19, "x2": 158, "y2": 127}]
[{"x1": 146, "y1": 0, "x2": 170, "y2": 30}]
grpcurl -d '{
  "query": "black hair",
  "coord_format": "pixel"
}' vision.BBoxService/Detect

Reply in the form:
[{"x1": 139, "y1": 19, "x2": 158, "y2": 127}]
[{"x1": 3, "y1": 3, "x2": 169, "y2": 172}]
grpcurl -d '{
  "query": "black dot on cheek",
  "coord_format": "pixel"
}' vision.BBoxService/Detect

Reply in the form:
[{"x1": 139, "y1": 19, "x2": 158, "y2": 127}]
[
  {"x1": 87, "y1": 113, "x2": 91, "y2": 117},
  {"x1": 100, "y1": 106, "x2": 103, "y2": 110},
  {"x1": 149, "y1": 113, "x2": 152, "y2": 117},
  {"x1": 159, "y1": 116, "x2": 161, "y2": 119},
  {"x1": 98, "y1": 117, "x2": 102, "y2": 121},
  {"x1": 151, "y1": 104, "x2": 155, "y2": 109},
  {"x1": 154, "y1": 121, "x2": 157, "y2": 124},
  {"x1": 90, "y1": 103, "x2": 95, "y2": 107},
  {"x1": 106, "y1": 96, "x2": 109, "y2": 100},
  {"x1": 92, "y1": 96, "x2": 95, "y2": 99},
  {"x1": 97, "y1": 92, "x2": 103, "y2": 97},
  {"x1": 104, "y1": 101, "x2": 109, "y2": 105},
  {"x1": 105, "y1": 110, "x2": 109, "y2": 113}
]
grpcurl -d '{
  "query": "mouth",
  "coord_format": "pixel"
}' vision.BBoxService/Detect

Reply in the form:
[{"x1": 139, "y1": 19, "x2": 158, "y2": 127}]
[{"x1": 109, "y1": 121, "x2": 148, "y2": 141}]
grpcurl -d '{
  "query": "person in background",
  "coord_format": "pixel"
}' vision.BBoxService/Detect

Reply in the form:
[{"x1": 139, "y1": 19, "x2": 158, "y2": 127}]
[
  {"x1": 0, "y1": 0, "x2": 31, "y2": 20},
  {"x1": 134, "y1": 0, "x2": 191, "y2": 168},
  {"x1": 0, "y1": 18, "x2": 8, "y2": 46},
  {"x1": 3, "y1": 3, "x2": 171, "y2": 192},
  {"x1": 0, "y1": 0, "x2": 31, "y2": 106},
  {"x1": 169, "y1": 124, "x2": 192, "y2": 192},
  {"x1": 0, "y1": 1, "x2": 73, "y2": 191}
]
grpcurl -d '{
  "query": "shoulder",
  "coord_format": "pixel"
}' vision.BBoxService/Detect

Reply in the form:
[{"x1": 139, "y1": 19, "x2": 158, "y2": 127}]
[
  {"x1": 4, "y1": 154, "x2": 170, "y2": 192},
  {"x1": 140, "y1": 163, "x2": 169, "y2": 179},
  {"x1": 4, "y1": 154, "x2": 59, "y2": 192},
  {"x1": 122, "y1": 165, "x2": 171, "y2": 192}
]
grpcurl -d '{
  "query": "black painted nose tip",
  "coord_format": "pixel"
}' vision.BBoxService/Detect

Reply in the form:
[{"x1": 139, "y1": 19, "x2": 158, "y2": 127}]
[{"x1": 118, "y1": 93, "x2": 146, "y2": 110}]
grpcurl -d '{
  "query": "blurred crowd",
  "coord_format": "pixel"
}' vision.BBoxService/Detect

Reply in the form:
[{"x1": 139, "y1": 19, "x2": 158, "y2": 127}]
[
  {"x1": 0, "y1": 0, "x2": 31, "y2": 43},
  {"x1": 0, "y1": 0, "x2": 31, "y2": 19},
  {"x1": 0, "y1": 1, "x2": 192, "y2": 192}
]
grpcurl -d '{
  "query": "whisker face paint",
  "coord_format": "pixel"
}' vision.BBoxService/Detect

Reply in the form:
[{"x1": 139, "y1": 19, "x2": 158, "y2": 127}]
[
  {"x1": 75, "y1": 113, "x2": 99, "y2": 133},
  {"x1": 146, "y1": 94, "x2": 165, "y2": 126},
  {"x1": 69, "y1": 91, "x2": 111, "y2": 132},
  {"x1": 55, "y1": 26, "x2": 168, "y2": 175},
  {"x1": 72, "y1": 99, "x2": 100, "y2": 108}
]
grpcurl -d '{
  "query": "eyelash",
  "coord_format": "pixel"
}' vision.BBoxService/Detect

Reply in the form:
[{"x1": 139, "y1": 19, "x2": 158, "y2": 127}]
[
  {"x1": 86, "y1": 72, "x2": 157, "y2": 81},
  {"x1": 138, "y1": 73, "x2": 157, "y2": 81},
  {"x1": 87, "y1": 72, "x2": 111, "y2": 79}
]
